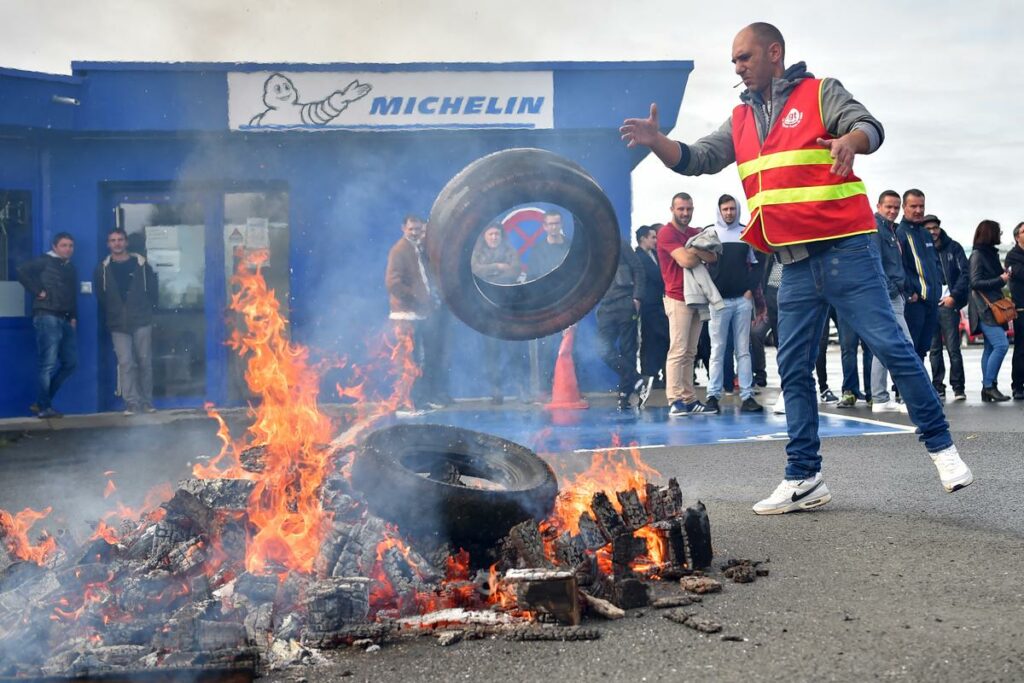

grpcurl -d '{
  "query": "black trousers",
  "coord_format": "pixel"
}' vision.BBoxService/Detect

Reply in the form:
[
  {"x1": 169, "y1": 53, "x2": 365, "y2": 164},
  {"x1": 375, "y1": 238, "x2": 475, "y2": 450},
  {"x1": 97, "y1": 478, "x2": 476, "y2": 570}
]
[
  {"x1": 596, "y1": 311, "x2": 641, "y2": 394},
  {"x1": 928, "y1": 305, "x2": 965, "y2": 393},
  {"x1": 639, "y1": 305, "x2": 669, "y2": 383},
  {"x1": 1011, "y1": 315, "x2": 1024, "y2": 394}
]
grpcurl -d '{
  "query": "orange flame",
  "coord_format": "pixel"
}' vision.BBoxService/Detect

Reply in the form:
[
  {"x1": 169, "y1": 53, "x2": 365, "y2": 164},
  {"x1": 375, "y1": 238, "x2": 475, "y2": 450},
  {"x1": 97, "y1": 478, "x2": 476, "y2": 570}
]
[
  {"x1": 0, "y1": 506, "x2": 57, "y2": 565},
  {"x1": 544, "y1": 441, "x2": 661, "y2": 535},
  {"x1": 194, "y1": 250, "x2": 334, "y2": 575}
]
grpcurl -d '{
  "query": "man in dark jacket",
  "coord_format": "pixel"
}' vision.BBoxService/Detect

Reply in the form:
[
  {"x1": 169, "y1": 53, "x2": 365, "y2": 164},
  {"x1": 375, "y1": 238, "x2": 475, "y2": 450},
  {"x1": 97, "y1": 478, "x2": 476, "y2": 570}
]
[
  {"x1": 1004, "y1": 221, "x2": 1024, "y2": 400},
  {"x1": 93, "y1": 228, "x2": 159, "y2": 415},
  {"x1": 924, "y1": 216, "x2": 969, "y2": 401},
  {"x1": 897, "y1": 189, "x2": 943, "y2": 361},
  {"x1": 635, "y1": 225, "x2": 669, "y2": 387},
  {"x1": 869, "y1": 191, "x2": 911, "y2": 413},
  {"x1": 17, "y1": 232, "x2": 78, "y2": 418},
  {"x1": 597, "y1": 240, "x2": 651, "y2": 410}
]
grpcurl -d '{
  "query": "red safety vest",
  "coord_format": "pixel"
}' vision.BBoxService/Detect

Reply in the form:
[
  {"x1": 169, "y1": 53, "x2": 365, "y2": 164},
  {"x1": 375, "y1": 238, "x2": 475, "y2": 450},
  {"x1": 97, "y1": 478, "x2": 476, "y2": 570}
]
[{"x1": 733, "y1": 78, "x2": 875, "y2": 253}]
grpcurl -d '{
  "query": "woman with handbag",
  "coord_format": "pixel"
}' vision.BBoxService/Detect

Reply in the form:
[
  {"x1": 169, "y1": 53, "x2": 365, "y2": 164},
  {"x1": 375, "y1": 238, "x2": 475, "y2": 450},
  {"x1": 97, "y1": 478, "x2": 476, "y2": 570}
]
[
  {"x1": 1004, "y1": 221, "x2": 1024, "y2": 400},
  {"x1": 968, "y1": 220, "x2": 1012, "y2": 402}
]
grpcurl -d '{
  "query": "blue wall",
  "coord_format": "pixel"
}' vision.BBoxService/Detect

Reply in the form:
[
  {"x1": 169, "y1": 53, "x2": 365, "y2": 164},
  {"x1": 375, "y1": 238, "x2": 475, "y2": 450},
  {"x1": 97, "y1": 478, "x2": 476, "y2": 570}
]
[{"x1": 0, "y1": 60, "x2": 693, "y2": 417}]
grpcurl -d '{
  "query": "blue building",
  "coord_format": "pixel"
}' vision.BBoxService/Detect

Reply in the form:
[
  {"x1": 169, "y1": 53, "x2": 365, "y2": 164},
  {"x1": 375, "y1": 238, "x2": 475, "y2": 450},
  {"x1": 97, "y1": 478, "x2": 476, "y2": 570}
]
[{"x1": 0, "y1": 60, "x2": 692, "y2": 417}]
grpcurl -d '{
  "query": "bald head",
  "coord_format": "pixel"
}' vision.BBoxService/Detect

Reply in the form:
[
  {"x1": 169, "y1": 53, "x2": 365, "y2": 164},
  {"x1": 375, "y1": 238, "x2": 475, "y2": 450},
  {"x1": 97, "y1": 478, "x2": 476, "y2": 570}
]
[
  {"x1": 732, "y1": 23, "x2": 786, "y2": 96},
  {"x1": 745, "y1": 22, "x2": 785, "y2": 59}
]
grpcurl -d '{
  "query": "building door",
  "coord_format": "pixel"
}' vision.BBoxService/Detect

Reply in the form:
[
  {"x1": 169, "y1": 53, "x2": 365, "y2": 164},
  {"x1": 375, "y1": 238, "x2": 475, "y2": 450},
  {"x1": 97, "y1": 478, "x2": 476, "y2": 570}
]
[
  {"x1": 101, "y1": 191, "x2": 219, "y2": 410},
  {"x1": 100, "y1": 187, "x2": 289, "y2": 411}
]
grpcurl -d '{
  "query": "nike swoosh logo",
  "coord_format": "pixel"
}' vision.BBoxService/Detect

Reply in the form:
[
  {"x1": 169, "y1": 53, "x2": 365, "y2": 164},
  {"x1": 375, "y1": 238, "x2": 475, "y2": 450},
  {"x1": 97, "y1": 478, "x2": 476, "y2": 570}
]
[{"x1": 791, "y1": 482, "x2": 822, "y2": 502}]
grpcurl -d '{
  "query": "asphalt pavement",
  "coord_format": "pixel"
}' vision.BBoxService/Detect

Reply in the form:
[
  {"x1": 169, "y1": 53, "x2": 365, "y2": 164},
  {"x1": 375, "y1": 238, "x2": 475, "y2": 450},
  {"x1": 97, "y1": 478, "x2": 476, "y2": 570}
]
[{"x1": 0, "y1": 347, "x2": 1021, "y2": 682}]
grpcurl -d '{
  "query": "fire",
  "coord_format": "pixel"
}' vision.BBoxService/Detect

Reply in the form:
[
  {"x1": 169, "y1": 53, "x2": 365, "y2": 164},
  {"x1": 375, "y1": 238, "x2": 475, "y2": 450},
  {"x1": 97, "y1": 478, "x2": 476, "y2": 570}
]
[
  {"x1": 194, "y1": 250, "x2": 334, "y2": 575},
  {"x1": 630, "y1": 526, "x2": 667, "y2": 575},
  {"x1": 545, "y1": 440, "x2": 661, "y2": 535},
  {"x1": 0, "y1": 506, "x2": 57, "y2": 565}
]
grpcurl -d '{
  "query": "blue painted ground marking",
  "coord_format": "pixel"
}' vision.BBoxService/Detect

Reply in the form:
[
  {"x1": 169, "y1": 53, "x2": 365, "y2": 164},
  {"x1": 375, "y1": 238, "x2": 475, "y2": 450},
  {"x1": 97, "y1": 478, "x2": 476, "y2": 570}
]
[{"x1": 393, "y1": 404, "x2": 914, "y2": 454}]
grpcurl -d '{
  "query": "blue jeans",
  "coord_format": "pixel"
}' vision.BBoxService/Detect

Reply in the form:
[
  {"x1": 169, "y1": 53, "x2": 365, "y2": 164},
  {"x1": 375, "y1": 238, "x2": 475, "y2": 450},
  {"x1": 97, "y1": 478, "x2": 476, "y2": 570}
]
[
  {"x1": 33, "y1": 313, "x2": 77, "y2": 410},
  {"x1": 708, "y1": 296, "x2": 754, "y2": 400},
  {"x1": 979, "y1": 322, "x2": 1009, "y2": 388},
  {"x1": 777, "y1": 235, "x2": 951, "y2": 479},
  {"x1": 870, "y1": 296, "x2": 912, "y2": 403}
]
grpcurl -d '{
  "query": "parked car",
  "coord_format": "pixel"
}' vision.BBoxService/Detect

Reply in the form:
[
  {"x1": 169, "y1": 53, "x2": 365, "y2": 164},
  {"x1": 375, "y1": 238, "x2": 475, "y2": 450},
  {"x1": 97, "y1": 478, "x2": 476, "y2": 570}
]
[{"x1": 959, "y1": 307, "x2": 1015, "y2": 346}]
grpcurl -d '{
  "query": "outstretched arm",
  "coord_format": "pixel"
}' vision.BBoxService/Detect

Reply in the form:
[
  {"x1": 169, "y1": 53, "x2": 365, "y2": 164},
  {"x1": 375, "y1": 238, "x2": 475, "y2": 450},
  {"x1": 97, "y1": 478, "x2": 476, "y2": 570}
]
[{"x1": 620, "y1": 104, "x2": 682, "y2": 168}]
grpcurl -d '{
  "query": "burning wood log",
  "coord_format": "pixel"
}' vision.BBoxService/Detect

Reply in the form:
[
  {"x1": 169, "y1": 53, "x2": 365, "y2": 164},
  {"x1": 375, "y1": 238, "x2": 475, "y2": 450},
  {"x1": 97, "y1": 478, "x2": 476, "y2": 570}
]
[
  {"x1": 507, "y1": 521, "x2": 554, "y2": 569},
  {"x1": 576, "y1": 512, "x2": 606, "y2": 551},
  {"x1": 503, "y1": 569, "x2": 580, "y2": 626},
  {"x1": 682, "y1": 502, "x2": 713, "y2": 570},
  {"x1": 301, "y1": 623, "x2": 392, "y2": 649},
  {"x1": 615, "y1": 489, "x2": 649, "y2": 530},
  {"x1": 590, "y1": 492, "x2": 626, "y2": 541},
  {"x1": 552, "y1": 532, "x2": 587, "y2": 570},
  {"x1": 613, "y1": 578, "x2": 650, "y2": 610},
  {"x1": 580, "y1": 591, "x2": 624, "y2": 620},
  {"x1": 302, "y1": 577, "x2": 371, "y2": 632},
  {"x1": 610, "y1": 531, "x2": 646, "y2": 579},
  {"x1": 504, "y1": 626, "x2": 601, "y2": 641},
  {"x1": 396, "y1": 608, "x2": 520, "y2": 631},
  {"x1": 645, "y1": 478, "x2": 683, "y2": 521}
]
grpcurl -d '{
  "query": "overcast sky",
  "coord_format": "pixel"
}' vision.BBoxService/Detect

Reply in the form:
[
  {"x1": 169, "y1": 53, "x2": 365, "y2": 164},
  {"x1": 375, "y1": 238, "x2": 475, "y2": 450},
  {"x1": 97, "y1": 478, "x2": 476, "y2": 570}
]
[{"x1": 2, "y1": 0, "x2": 1021, "y2": 247}]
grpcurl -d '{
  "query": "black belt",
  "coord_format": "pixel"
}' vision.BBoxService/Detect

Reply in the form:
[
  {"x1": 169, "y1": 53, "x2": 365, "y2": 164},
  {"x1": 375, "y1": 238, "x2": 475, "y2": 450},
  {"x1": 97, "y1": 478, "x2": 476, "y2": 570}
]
[{"x1": 35, "y1": 310, "x2": 73, "y2": 320}]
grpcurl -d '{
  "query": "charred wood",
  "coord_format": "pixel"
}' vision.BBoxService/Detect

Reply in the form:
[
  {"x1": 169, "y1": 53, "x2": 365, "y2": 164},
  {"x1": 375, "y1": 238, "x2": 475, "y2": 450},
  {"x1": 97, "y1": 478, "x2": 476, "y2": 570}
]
[
  {"x1": 504, "y1": 570, "x2": 579, "y2": 626},
  {"x1": 575, "y1": 513, "x2": 606, "y2": 551},
  {"x1": 661, "y1": 609, "x2": 722, "y2": 634},
  {"x1": 301, "y1": 623, "x2": 392, "y2": 649},
  {"x1": 504, "y1": 626, "x2": 600, "y2": 642},
  {"x1": 233, "y1": 573, "x2": 279, "y2": 604},
  {"x1": 615, "y1": 489, "x2": 648, "y2": 530},
  {"x1": 552, "y1": 532, "x2": 586, "y2": 570},
  {"x1": 613, "y1": 578, "x2": 650, "y2": 610},
  {"x1": 302, "y1": 577, "x2": 370, "y2": 632},
  {"x1": 651, "y1": 595, "x2": 702, "y2": 609},
  {"x1": 679, "y1": 576, "x2": 722, "y2": 594},
  {"x1": 590, "y1": 492, "x2": 626, "y2": 541},
  {"x1": 506, "y1": 521, "x2": 554, "y2": 569},
  {"x1": 610, "y1": 532, "x2": 646, "y2": 579},
  {"x1": 580, "y1": 592, "x2": 624, "y2": 620},
  {"x1": 682, "y1": 502, "x2": 712, "y2": 570}
]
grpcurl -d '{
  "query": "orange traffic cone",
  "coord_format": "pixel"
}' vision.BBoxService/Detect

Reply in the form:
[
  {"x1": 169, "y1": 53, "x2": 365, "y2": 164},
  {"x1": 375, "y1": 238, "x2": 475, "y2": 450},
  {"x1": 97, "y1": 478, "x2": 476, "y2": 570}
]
[{"x1": 545, "y1": 326, "x2": 588, "y2": 410}]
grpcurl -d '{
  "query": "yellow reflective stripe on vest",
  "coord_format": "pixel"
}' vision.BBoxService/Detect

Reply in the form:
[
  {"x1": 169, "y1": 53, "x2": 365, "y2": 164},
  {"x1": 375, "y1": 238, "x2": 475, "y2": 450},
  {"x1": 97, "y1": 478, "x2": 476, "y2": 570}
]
[
  {"x1": 746, "y1": 181, "x2": 867, "y2": 212},
  {"x1": 736, "y1": 149, "x2": 836, "y2": 180}
]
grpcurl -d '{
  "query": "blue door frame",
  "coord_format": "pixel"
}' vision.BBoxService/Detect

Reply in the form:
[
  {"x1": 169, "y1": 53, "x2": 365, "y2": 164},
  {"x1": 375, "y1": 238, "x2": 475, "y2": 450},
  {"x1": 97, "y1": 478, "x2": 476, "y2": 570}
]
[{"x1": 100, "y1": 187, "x2": 228, "y2": 410}]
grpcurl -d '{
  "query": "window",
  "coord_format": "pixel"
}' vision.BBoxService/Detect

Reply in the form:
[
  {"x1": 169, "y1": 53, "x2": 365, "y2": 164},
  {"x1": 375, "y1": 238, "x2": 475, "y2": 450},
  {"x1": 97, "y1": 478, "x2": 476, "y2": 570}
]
[{"x1": 0, "y1": 191, "x2": 32, "y2": 317}]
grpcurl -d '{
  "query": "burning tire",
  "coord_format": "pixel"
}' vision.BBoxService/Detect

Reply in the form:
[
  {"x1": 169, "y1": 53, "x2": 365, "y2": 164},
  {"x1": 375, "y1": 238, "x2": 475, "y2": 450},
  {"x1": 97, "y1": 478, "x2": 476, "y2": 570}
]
[
  {"x1": 426, "y1": 147, "x2": 621, "y2": 340},
  {"x1": 350, "y1": 424, "x2": 558, "y2": 547}
]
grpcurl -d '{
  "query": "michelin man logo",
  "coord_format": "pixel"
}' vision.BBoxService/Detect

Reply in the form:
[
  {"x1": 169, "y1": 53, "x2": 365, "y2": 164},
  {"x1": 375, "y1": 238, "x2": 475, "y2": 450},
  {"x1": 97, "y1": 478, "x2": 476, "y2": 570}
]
[
  {"x1": 781, "y1": 107, "x2": 803, "y2": 129},
  {"x1": 248, "y1": 73, "x2": 372, "y2": 127}
]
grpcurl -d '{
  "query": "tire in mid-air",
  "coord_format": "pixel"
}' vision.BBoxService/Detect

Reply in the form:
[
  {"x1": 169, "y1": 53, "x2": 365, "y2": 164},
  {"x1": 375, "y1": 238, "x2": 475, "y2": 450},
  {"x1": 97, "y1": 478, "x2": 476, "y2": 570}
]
[{"x1": 426, "y1": 147, "x2": 620, "y2": 340}]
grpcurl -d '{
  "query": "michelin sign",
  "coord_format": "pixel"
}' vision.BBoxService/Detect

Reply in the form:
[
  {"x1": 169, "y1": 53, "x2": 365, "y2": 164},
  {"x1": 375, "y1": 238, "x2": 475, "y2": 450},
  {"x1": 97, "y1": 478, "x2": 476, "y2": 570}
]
[{"x1": 228, "y1": 71, "x2": 553, "y2": 130}]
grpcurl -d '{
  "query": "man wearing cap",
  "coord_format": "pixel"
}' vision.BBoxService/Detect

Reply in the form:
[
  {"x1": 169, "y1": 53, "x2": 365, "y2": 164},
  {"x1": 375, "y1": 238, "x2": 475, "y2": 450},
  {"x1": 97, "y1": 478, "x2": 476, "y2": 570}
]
[{"x1": 925, "y1": 215, "x2": 969, "y2": 401}]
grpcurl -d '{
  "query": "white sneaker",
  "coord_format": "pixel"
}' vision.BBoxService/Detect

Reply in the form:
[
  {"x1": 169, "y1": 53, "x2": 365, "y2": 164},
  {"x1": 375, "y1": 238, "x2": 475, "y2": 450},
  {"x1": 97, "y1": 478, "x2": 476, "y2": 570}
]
[
  {"x1": 772, "y1": 392, "x2": 786, "y2": 414},
  {"x1": 752, "y1": 473, "x2": 831, "y2": 515},
  {"x1": 929, "y1": 445, "x2": 974, "y2": 493},
  {"x1": 871, "y1": 399, "x2": 908, "y2": 414}
]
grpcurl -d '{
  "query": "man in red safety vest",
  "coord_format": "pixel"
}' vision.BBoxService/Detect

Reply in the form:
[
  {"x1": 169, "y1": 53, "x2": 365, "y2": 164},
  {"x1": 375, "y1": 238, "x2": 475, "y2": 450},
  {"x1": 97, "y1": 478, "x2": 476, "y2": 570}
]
[{"x1": 621, "y1": 22, "x2": 973, "y2": 514}]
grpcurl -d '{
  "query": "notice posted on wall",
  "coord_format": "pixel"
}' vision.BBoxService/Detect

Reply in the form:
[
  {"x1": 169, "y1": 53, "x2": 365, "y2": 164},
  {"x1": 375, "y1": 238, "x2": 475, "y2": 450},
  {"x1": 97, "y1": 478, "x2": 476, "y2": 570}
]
[{"x1": 148, "y1": 249, "x2": 181, "y2": 274}]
